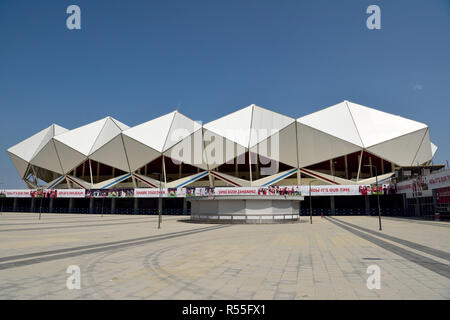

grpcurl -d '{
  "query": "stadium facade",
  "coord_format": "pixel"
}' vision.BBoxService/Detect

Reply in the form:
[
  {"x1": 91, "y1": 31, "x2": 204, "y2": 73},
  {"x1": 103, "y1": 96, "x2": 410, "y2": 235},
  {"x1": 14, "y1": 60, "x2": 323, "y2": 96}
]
[{"x1": 7, "y1": 100, "x2": 438, "y2": 190}]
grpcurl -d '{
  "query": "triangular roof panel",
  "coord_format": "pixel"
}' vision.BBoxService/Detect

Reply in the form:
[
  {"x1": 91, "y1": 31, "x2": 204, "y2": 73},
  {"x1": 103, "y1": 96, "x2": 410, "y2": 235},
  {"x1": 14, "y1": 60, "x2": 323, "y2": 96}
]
[
  {"x1": 164, "y1": 112, "x2": 202, "y2": 151},
  {"x1": 8, "y1": 152, "x2": 29, "y2": 178},
  {"x1": 122, "y1": 112, "x2": 175, "y2": 153},
  {"x1": 347, "y1": 101, "x2": 427, "y2": 148},
  {"x1": 54, "y1": 117, "x2": 127, "y2": 156},
  {"x1": 204, "y1": 105, "x2": 253, "y2": 148},
  {"x1": 204, "y1": 104, "x2": 294, "y2": 148},
  {"x1": 297, "y1": 102, "x2": 363, "y2": 147},
  {"x1": 7, "y1": 124, "x2": 67, "y2": 162}
]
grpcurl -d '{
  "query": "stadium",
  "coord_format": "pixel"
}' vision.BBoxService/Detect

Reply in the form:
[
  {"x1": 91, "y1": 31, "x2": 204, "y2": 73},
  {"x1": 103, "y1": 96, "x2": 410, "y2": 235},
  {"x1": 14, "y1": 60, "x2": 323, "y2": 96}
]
[{"x1": 7, "y1": 100, "x2": 437, "y2": 191}]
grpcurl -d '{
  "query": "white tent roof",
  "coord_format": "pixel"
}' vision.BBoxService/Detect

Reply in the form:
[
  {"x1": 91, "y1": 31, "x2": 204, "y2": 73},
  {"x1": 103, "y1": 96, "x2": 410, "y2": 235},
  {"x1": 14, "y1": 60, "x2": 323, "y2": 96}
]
[
  {"x1": 54, "y1": 117, "x2": 128, "y2": 156},
  {"x1": 8, "y1": 100, "x2": 438, "y2": 185},
  {"x1": 7, "y1": 124, "x2": 67, "y2": 162},
  {"x1": 431, "y1": 142, "x2": 438, "y2": 158},
  {"x1": 53, "y1": 117, "x2": 129, "y2": 173},
  {"x1": 204, "y1": 104, "x2": 295, "y2": 148},
  {"x1": 7, "y1": 124, "x2": 68, "y2": 177},
  {"x1": 297, "y1": 100, "x2": 431, "y2": 166},
  {"x1": 122, "y1": 111, "x2": 203, "y2": 172},
  {"x1": 298, "y1": 101, "x2": 428, "y2": 148},
  {"x1": 122, "y1": 111, "x2": 202, "y2": 153}
]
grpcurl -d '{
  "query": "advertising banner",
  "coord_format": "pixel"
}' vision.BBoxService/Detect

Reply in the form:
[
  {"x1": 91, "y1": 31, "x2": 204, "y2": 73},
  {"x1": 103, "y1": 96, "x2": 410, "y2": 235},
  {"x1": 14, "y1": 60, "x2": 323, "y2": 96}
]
[
  {"x1": 134, "y1": 188, "x2": 186, "y2": 198},
  {"x1": 6, "y1": 189, "x2": 32, "y2": 198},
  {"x1": 134, "y1": 188, "x2": 165, "y2": 198},
  {"x1": 86, "y1": 189, "x2": 134, "y2": 198},
  {"x1": 1, "y1": 183, "x2": 397, "y2": 199},
  {"x1": 436, "y1": 186, "x2": 450, "y2": 205},
  {"x1": 397, "y1": 169, "x2": 450, "y2": 196},
  {"x1": 56, "y1": 189, "x2": 86, "y2": 198}
]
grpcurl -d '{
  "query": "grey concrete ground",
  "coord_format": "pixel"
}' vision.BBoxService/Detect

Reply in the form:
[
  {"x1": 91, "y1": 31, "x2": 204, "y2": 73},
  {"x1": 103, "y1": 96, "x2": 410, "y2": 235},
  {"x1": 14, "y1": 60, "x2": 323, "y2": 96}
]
[{"x1": 0, "y1": 212, "x2": 449, "y2": 300}]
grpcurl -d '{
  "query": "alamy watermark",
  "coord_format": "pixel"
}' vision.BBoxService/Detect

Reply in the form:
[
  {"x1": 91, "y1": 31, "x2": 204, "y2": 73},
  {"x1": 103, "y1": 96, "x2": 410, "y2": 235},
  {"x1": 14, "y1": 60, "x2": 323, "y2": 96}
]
[
  {"x1": 66, "y1": 265, "x2": 81, "y2": 290},
  {"x1": 66, "y1": 5, "x2": 81, "y2": 30},
  {"x1": 366, "y1": 265, "x2": 381, "y2": 290}
]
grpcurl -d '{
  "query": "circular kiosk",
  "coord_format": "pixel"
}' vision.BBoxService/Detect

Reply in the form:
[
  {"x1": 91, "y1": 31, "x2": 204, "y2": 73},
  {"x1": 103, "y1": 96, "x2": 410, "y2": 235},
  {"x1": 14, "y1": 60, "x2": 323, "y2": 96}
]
[{"x1": 188, "y1": 195, "x2": 304, "y2": 224}]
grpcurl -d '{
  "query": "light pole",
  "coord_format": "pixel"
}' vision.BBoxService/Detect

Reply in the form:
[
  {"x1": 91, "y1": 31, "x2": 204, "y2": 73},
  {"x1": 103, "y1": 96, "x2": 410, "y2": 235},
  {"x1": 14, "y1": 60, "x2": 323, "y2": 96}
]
[
  {"x1": 152, "y1": 172, "x2": 162, "y2": 229},
  {"x1": 309, "y1": 179, "x2": 319, "y2": 224},
  {"x1": 0, "y1": 182, "x2": 4, "y2": 215},
  {"x1": 38, "y1": 190, "x2": 43, "y2": 220},
  {"x1": 364, "y1": 165, "x2": 382, "y2": 231}
]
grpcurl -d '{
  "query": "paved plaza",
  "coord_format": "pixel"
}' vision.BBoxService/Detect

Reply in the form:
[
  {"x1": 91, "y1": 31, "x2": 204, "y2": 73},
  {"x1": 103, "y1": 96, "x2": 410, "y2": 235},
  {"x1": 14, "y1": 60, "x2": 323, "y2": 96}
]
[{"x1": 0, "y1": 212, "x2": 449, "y2": 300}]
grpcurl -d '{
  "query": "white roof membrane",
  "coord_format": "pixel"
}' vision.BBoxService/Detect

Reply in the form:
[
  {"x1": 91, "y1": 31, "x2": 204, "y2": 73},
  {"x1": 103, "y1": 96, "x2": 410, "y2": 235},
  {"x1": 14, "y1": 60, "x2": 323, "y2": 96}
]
[
  {"x1": 367, "y1": 128, "x2": 428, "y2": 166},
  {"x1": 89, "y1": 135, "x2": 130, "y2": 172},
  {"x1": 297, "y1": 102, "x2": 363, "y2": 147},
  {"x1": 347, "y1": 101, "x2": 427, "y2": 148},
  {"x1": 122, "y1": 134, "x2": 161, "y2": 172},
  {"x1": 30, "y1": 140, "x2": 64, "y2": 174},
  {"x1": 122, "y1": 112, "x2": 175, "y2": 153},
  {"x1": 8, "y1": 152, "x2": 29, "y2": 178},
  {"x1": 297, "y1": 123, "x2": 362, "y2": 167}
]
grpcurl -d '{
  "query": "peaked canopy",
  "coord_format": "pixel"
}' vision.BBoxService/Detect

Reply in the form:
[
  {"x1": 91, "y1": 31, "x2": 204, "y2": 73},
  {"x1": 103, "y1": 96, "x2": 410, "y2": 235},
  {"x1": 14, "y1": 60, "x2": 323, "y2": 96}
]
[
  {"x1": 122, "y1": 111, "x2": 203, "y2": 172},
  {"x1": 53, "y1": 117, "x2": 129, "y2": 173},
  {"x1": 204, "y1": 104, "x2": 295, "y2": 149},
  {"x1": 203, "y1": 104, "x2": 297, "y2": 169},
  {"x1": 8, "y1": 124, "x2": 68, "y2": 178},
  {"x1": 297, "y1": 101, "x2": 432, "y2": 167},
  {"x1": 7, "y1": 100, "x2": 437, "y2": 188}
]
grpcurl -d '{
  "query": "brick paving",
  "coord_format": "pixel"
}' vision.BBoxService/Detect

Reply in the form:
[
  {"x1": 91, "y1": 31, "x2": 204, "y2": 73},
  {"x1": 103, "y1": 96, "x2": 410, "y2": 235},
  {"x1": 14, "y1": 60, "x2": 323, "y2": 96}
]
[{"x1": 0, "y1": 212, "x2": 448, "y2": 299}]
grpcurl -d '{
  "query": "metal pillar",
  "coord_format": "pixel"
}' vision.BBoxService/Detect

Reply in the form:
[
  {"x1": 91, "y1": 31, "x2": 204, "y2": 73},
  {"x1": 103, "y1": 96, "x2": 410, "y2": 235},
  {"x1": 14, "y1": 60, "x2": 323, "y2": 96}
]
[
  {"x1": 344, "y1": 154, "x2": 349, "y2": 180},
  {"x1": 69, "y1": 198, "x2": 74, "y2": 213},
  {"x1": 49, "y1": 197, "x2": 54, "y2": 213},
  {"x1": 111, "y1": 198, "x2": 116, "y2": 214},
  {"x1": 330, "y1": 196, "x2": 335, "y2": 216},
  {"x1": 365, "y1": 195, "x2": 370, "y2": 215},
  {"x1": 89, "y1": 197, "x2": 94, "y2": 214},
  {"x1": 183, "y1": 198, "x2": 187, "y2": 215},
  {"x1": 31, "y1": 197, "x2": 36, "y2": 212},
  {"x1": 134, "y1": 198, "x2": 139, "y2": 214}
]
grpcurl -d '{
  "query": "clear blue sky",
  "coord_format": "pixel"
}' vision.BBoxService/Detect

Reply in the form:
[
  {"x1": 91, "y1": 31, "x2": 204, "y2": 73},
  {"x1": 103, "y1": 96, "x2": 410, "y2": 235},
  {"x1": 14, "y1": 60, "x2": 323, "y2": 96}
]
[{"x1": 0, "y1": 0, "x2": 449, "y2": 188}]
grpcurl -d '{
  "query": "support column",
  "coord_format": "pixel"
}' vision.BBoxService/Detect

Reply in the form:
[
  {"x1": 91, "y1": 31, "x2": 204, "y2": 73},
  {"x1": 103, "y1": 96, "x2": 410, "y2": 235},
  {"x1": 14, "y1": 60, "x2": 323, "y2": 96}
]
[
  {"x1": 69, "y1": 198, "x2": 74, "y2": 213},
  {"x1": 162, "y1": 155, "x2": 167, "y2": 184},
  {"x1": 330, "y1": 196, "x2": 335, "y2": 216},
  {"x1": 49, "y1": 197, "x2": 54, "y2": 213},
  {"x1": 369, "y1": 157, "x2": 373, "y2": 176},
  {"x1": 89, "y1": 197, "x2": 94, "y2": 214},
  {"x1": 255, "y1": 154, "x2": 259, "y2": 180},
  {"x1": 297, "y1": 169, "x2": 301, "y2": 185},
  {"x1": 415, "y1": 197, "x2": 420, "y2": 217},
  {"x1": 158, "y1": 197, "x2": 163, "y2": 215},
  {"x1": 208, "y1": 171, "x2": 214, "y2": 187},
  {"x1": 248, "y1": 151, "x2": 253, "y2": 184},
  {"x1": 111, "y1": 198, "x2": 116, "y2": 214},
  {"x1": 179, "y1": 164, "x2": 182, "y2": 179},
  {"x1": 365, "y1": 195, "x2": 370, "y2": 215},
  {"x1": 344, "y1": 155, "x2": 349, "y2": 180},
  {"x1": 89, "y1": 159, "x2": 94, "y2": 187},
  {"x1": 134, "y1": 198, "x2": 139, "y2": 214},
  {"x1": 381, "y1": 159, "x2": 385, "y2": 175},
  {"x1": 183, "y1": 198, "x2": 187, "y2": 215},
  {"x1": 357, "y1": 150, "x2": 363, "y2": 181},
  {"x1": 13, "y1": 198, "x2": 18, "y2": 212},
  {"x1": 31, "y1": 198, "x2": 36, "y2": 212}
]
